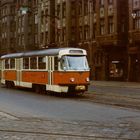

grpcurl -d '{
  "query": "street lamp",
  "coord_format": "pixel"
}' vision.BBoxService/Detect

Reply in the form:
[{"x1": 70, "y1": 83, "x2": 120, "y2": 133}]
[
  {"x1": 20, "y1": 7, "x2": 29, "y2": 15},
  {"x1": 131, "y1": 12, "x2": 136, "y2": 29},
  {"x1": 131, "y1": 12, "x2": 136, "y2": 18},
  {"x1": 18, "y1": 6, "x2": 30, "y2": 51}
]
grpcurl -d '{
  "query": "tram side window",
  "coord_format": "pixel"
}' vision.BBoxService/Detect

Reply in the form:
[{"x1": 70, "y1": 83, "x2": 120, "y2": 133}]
[
  {"x1": 10, "y1": 58, "x2": 15, "y2": 69},
  {"x1": 30, "y1": 57, "x2": 37, "y2": 69},
  {"x1": 23, "y1": 58, "x2": 29, "y2": 69},
  {"x1": 5, "y1": 59, "x2": 10, "y2": 69},
  {"x1": 38, "y1": 56, "x2": 46, "y2": 69}
]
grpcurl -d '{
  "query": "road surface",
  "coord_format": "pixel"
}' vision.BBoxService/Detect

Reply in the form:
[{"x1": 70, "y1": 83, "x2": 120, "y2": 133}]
[{"x1": 0, "y1": 85, "x2": 140, "y2": 139}]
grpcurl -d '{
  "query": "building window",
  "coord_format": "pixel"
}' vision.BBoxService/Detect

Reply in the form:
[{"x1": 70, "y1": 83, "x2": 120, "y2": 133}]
[
  {"x1": 93, "y1": 23, "x2": 96, "y2": 39},
  {"x1": 34, "y1": 14, "x2": 38, "y2": 25},
  {"x1": 100, "y1": 0, "x2": 104, "y2": 6},
  {"x1": 57, "y1": 29, "x2": 61, "y2": 43},
  {"x1": 108, "y1": 17, "x2": 114, "y2": 34},
  {"x1": 79, "y1": 26, "x2": 83, "y2": 41},
  {"x1": 133, "y1": 0, "x2": 140, "y2": 9},
  {"x1": 62, "y1": 2, "x2": 66, "y2": 18},
  {"x1": 22, "y1": 16, "x2": 25, "y2": 26},
  {"x1": 71, "y1": 27, "x2": 75, "y2": 42},
  {"x1": 84, "y1": 1, "x2": 88, "y2": 15},
  {"x1": 18, "y1": 37, "x2": 20, "y2": 46},
  {"x1": 21, "y1": 35, "x2": 25, "y2": 46},
  {"x1": 33, "y1": 0, "x2": 38, "y2": 6},
  {"x1": 45, "y1": 8, "x2": 48, "y2": 17},
  {"x1": 71, "y1": 1, "x2": 76, "y2": 17},
  {"x1": 28, "y1": 34, "x2": 32, "y2": 45},
  {"x1": 136, "y1": 18, "x2": 140, "y2": 29},
  {"x1": 78, "y1": 1, "x2": 82, "y2": 16},
  {"x1": 100, "y1": 19, "x2": 105, "y2": 35},
  {"x1": 41, "y1": 11, "x2": 44, "y2": 24},
  {"x1": 108, "y1": 0, "x2": 113, "y2": 4},
  {"x1": 45, "y1": 32, "x2": 48, "y2": 45},
  {"x1": 136, "y1": 10, "x2": 140, "y2": 29},
  {"x1": 71, "y1": 18, "x2": 75, "y2": 26},
  {"x1": 40, "y1": 33, "x2": 43, "y2": 44},
  {"x1": 93, "y1": 0, "x2": 96, "y2": 12},
  {"x1": 57, "y1": 4, "x2": 60, "y2": 18},
  {"x1": 84, "y1": 25, "x2": 89, "y2": 40},
  {"x1": 133, "y1": 10, "x2": 140, "y2": 29},
  {"x1": 94, "y1": 52, "x2": 103, "y2": 65},
  {"x1": 62, "y1": 27, "x2": 66, "y2": 41},
  {"x1": 35, "y1": 34, "x2": 38, "y2": 44}
]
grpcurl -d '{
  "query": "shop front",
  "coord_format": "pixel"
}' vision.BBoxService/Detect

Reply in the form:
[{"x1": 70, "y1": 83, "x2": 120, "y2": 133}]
[{"x1": 109, "y1": 60, "x2": 124, "y2": 81}]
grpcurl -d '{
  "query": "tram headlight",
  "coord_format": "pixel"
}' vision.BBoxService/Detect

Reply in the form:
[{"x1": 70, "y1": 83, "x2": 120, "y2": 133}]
[
  {"x1": 70, "y1": 78, "x2": 75, "y2": 82},
  {"x1": 86, "y1": 77, "x2": 89, "y2": 82}
]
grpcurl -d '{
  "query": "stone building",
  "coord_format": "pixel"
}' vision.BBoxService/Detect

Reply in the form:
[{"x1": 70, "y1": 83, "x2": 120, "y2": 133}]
[
  {"x1": 15, "y1": 0, "x2": 35, "y2": 51},
  {"x1": 91, "y1": 0, "x2": 129, "y2": 81},
  {"x1": 71, "y1": 0, "x2": 129, "y2": 81},
  {"x1": 55, "y1": 0, "x2": 77, "y2": 48},
  {"x1": 75, "y1": 0, "x2": 95, "y2": 79},
  {"x1": 0, "y1": 0, "x2": 16, "y2": 54},
  {"x1": 0, "y1": 0, "x2": 140, "y2": 82},
  {"x1": 128, "y1": 0, "x2": 140, "y2": 82},
  {"x1": 38, "y1": 0, "x2": 55, "y2": 49}
]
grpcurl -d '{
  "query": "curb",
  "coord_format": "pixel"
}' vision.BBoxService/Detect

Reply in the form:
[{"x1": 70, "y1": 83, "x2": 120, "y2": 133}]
[{"x1": 90, "y1": 81, "x2": 140, "y2": 88}]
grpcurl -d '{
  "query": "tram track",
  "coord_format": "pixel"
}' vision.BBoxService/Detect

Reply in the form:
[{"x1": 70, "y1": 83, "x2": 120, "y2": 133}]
[
  {"x1": 73, "y1": 92, "x2": 140, "y2": 110},
  {"x1": 0, "y1": 129, "x2": 139, "y2": 140},
  {"x1": 44, "y1": 91, "x2": 140, "y2": 110}
]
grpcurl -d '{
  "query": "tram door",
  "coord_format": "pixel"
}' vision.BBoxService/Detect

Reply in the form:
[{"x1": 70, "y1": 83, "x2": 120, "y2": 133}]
[
  {"x1": 16, "y1": 58, "x2": 21, "y2": 86},
  {"x1": 48, "y1": 56, "x2": 54, "y2": 85},
  {"x1": 1, "y1": 60, "x2": 3, "y2": 80}
]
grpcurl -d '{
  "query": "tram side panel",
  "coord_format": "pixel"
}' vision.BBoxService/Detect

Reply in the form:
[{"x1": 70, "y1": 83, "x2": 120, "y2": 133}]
[
  {"x1": 1, "y1": 58, "x2": 17, "y2": 87},
  {"x1": 22, "y1": 71, "x2": 48, "y2": 85},
  {"x1": 3, "y1": 70, "x2": 17, "y2": 81}
]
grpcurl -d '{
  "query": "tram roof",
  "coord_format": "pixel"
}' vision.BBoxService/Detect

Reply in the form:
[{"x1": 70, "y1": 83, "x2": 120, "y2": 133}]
[{"x1": 1, "y1": 48, "x2": 86, "y2": 59}]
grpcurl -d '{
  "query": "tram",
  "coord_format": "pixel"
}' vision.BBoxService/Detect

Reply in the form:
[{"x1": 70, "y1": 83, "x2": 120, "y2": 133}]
[{"x1": 0, "y1": 48, "x2": 90, "y2": 94}]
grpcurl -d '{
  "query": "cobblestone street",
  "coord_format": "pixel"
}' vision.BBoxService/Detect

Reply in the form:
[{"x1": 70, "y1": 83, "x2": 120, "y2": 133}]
[{"x1": 0, "y1": 110, "x2": 140, "y2": 140}]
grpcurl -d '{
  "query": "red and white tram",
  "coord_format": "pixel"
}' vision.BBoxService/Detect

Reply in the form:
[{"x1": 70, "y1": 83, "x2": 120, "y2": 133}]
[{"x1": 0, "y1": 48, "x2": 90, "y2": 93}]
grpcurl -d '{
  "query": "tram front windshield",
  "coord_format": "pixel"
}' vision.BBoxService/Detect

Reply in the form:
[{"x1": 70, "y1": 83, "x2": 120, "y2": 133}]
[{"x1": 61, "y1": 55, "x2": 89, "y2": 71}]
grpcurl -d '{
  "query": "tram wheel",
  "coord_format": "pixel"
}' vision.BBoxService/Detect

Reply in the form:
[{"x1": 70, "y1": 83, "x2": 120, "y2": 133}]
[
  {"x1": 6, "y1": 81, "x2": 15, "y2": 88},
  {"x1": 33, "y1": 84, "x2": 46, "y2": 94}
]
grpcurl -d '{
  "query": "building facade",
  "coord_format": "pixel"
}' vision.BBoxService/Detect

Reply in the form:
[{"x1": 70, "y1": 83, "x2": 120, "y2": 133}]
[
  {"x1": 0, "y1": 0, "x2": 16, "y2": 54},
  {"x1": 0, "y1": 0, "x2": 140, "y2": 82},
  {"x1": 74, "y1": 0, "x2": 129, "y2": 81},
  {"x1": 55, "y1": 0, "x2": 77, "y2": 48},
  {"x1": 15, "y1": 0, "x2": 35, "y2": 51},
  {"x1": 128, "y1": 0, "x2": 140, "y2": 82},
  {"x1": 38, "y1": 0, "x2": 55, "y2": 49},
  {"x1": 92, "y1": 0, "x2": 129, "y2": 81}
]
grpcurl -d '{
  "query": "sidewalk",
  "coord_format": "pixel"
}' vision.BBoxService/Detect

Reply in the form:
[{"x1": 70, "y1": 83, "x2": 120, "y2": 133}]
[
  {"x1": 90, "y1": 80, "x2": 140, "y2": 88},
  {"x1": 88, "y1": 80, "x2": 140, "y2": 110}
]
